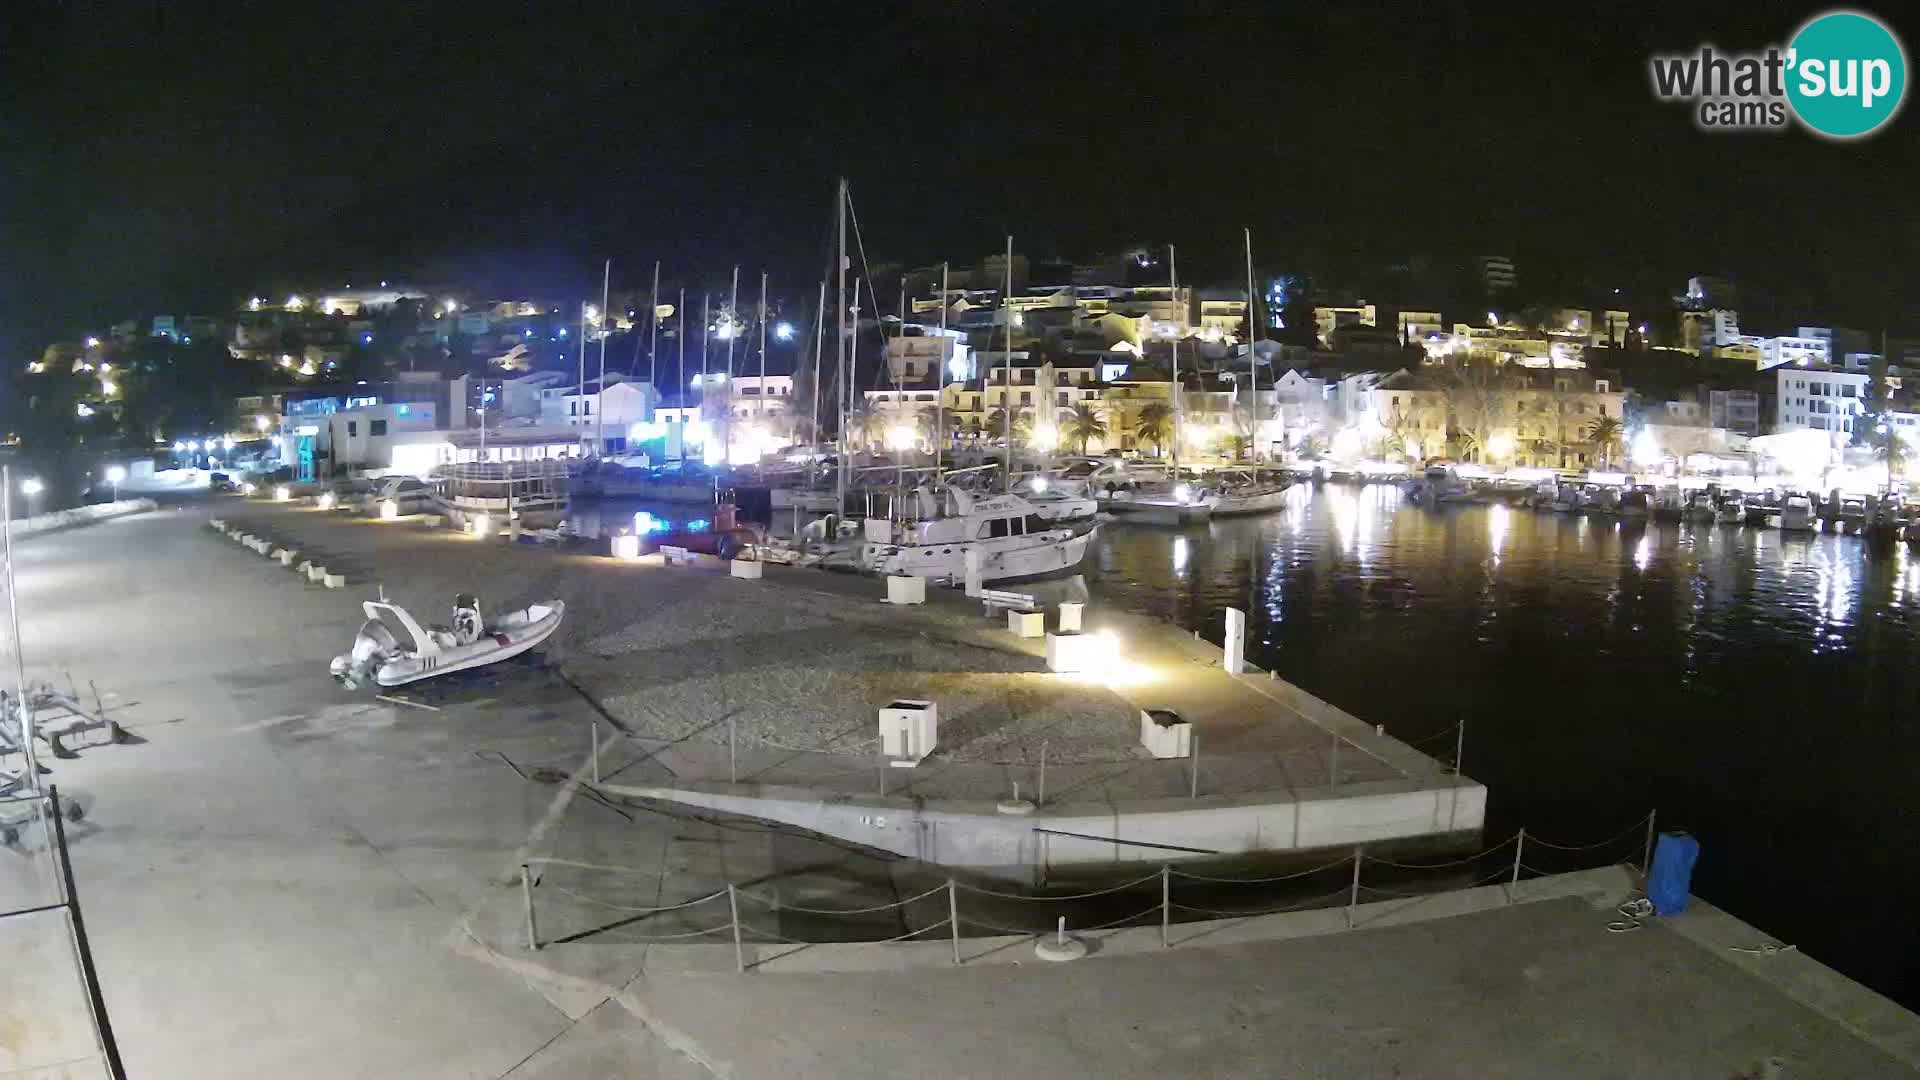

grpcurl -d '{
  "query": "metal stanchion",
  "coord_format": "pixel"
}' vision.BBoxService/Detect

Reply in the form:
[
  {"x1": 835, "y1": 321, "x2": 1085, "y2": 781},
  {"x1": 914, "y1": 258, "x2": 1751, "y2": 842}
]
[
  {"x1": 729, "y1": 884, "x2": 744, "y2": 973},
  {"x1": 1189, "y1": 732, "x2": 1200, "y2": 799},
  {"x1": 1642, "y1": 809, "x2": 1658, "y2": 875},
  {"x1": 1330, "y1": 734, "x2": 1340, "y2": 788},
  {"x1": 1346, "y1": 849, "x2": 1362, "y2": 928},
  {"x1": 1510, "y1": 829, "x2": 1526, "y2": 896},
  {"x1": 1160, "y1": 865, "x2": 1171, "y2": 948},
  {"x1": 522, "y1": 864, "x2": 538, "y2": 951},
  {"x1": 590, "y1": 718, "x2": 600, "y2": 784},
  {"x1": 1037, "y1": 740, "x2": 1048, "y2": 807},
  {"x1": 948, "y1": 879, "x2": 961, "y2": 965},
  {"x1": 729, "y1": 714, "x2": 737, "y2": 784}
]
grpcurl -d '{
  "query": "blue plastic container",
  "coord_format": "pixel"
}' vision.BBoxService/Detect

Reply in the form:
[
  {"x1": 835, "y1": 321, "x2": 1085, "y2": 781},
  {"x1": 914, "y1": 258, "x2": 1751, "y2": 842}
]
[{"x1": 1648, "y1": 831, "x2": 1699, "y2": 916}]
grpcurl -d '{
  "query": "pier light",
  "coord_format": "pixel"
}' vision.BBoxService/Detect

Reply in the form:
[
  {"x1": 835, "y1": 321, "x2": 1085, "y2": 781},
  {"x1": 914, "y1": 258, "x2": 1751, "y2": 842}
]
[
  {"x1": 471, "y1": 513, "x2": 490, "y2": 538},
  {"x1": 1172, "y1": 483, "x2": 1192, "y2": 504},
  {"x1": 273, "y1": 485, "x2": 291, "y2": 502},
  {"x1": 286, "y1": 295, "x2": 306, "y2": 311},
  {"x1": 255, "y1": 415, "x2": 271, "y2": 432},
  {"x1": 611, "y1": 533, "x2": 641, "y2": 559},
  {"x1": 1631, "y1": 427, "x2": 1662, "y2": 467},
  {"x1": 380, "y1": 499, "x2": 399, "y2": 520},
  {"x1": 774, "y1": 321, "x2": 795, "y2": 341},
  {"x1": 241, "y1": 482, "x2": 256, "y2": 496},
  {"x1": 317, "y1": 491, "x2": 337, "y2": 510},
  {"x1": 173, "y1": 440, "x2": 186, "y2": 452},
  {"x1": 21, "y1": 477, "x2": 42, "y2": 496},
  {"x1": 1486, "y1": 432, "x2": 1515, "y2": 460}
]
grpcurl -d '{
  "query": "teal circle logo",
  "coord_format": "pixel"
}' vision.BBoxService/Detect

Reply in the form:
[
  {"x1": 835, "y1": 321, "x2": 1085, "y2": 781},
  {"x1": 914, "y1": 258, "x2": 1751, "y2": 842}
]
[{"x1": 1787, "y1": 11, "x2": 1907, "y2": 138}]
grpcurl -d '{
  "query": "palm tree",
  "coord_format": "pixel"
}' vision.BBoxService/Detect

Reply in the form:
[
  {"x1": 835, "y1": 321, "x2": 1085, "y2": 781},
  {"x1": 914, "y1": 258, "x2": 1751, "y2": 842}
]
[
  {"x1": 1584, "y1": 415, "x2": 1623, "y2": 469},
  {"x1": 1133, "y1": 402, "x2": 1174, "y2": 457},
  {"x1": 1063, "y1": 403, "x2": 1107, "y2": 454},
  {"x1": 985, "y1": 406, "x2": 1030, "y2": 447},
  {"x1": 844, "y1": 400, "x2": 885, "y2": 449}
]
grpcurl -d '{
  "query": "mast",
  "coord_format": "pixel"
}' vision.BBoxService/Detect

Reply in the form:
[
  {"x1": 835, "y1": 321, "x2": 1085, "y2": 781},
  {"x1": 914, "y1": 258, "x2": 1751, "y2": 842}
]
[
  {"x1": 1003, "y1": 233, "x2": 1014, "y2": 492},
  {"x1": 596, "y1": 257, "x2": 610, "y2": 456},
  {"x1": 724, "y1": 265, "x2": 739, "y2": 466},
  {"x1": 700, "y1": 293, "x2": 710, "y2": 461},
  {"x1": 936, "y1": 261, "x2": 948, "y2": 488},
  {"x1": 676, "y1": 287, "x2": 686, "y2": 462},
  {"x1": 849, "y1": 276, "x2": 862, "y2": 469},
  {"x1": 576, "y1": 299, "x2": 587, "y2": 449},
  {"x1": 808, "y1": 278, "x2": 825, "y2": 459},
  {"x1": 1170, "y1": 243, "x2": 1180, "y2": 483},
  {"x1": 1, "y1": 467, "x2": 35, "y2": 791},
  {"x1": 836, "y1": 178, "x2": 849, "y2": 509},
  {"x1": 1244, "y1": 227, "x2": 1259, "y2": 463},
  {"x1": 757, "y1": 270, "x2": 768, "y2": 471},
  {"x1": 896, "y1": 278, "x2": 907, "y2": 510},
  {"x1": 647, "y1": 260, "x2": 660, "y2": 394}
]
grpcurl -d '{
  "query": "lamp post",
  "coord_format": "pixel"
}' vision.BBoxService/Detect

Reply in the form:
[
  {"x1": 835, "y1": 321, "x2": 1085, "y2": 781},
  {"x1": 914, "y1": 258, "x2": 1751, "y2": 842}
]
[
  {"x1": 20, "y1": 477, "x2": 41, "y2": 523},
  {"x1": 105, "y1": 465, "x2": 126, "y2": 503}
]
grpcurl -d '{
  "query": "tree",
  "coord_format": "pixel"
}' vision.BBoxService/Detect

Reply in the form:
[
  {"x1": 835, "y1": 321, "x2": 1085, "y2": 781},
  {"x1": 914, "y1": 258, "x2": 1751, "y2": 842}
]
[
  {"x1": 1584, "y1": 415, "x2": 1624, "y2": 469},
  {"x1": 1442, "y1": 359, "x2": 1511, "y2": 463},
  {"x1": 1063, "y1": 403, "x2": 1107, "y2": 454},
  {"x1": 985, "y1": 406, "x2": 1030, "y2": 447},
  {"x1": 1133, "y1": 401, "x2": 1174, "y2": 456},
  {"x1": 844, "y1": 400, "x2": 886, "y2": 448}
]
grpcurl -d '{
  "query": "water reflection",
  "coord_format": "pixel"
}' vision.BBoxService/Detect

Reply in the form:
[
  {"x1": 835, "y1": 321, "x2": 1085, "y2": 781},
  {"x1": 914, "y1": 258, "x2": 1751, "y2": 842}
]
[{"x1": 1086, "y1": 485, "x2": 1920, "y2": 1006}]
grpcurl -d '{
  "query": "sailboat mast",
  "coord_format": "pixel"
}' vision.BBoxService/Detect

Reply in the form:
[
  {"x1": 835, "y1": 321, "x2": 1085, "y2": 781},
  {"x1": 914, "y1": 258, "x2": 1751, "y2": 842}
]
[
  {"x1": 700, "y1": 292, "x2": 710, "y2": 457},
  {"x1": 1244, "y1": 227, "x2": 1258, "y2": 463},
  {"x1": 596, "y1": 257, "x2": 610, "y2": 456},
  {"x1": 836, "y1": 178, "x2": 849, "y2": 509},
  {"x1": 677, "y1": 287, "x2": 686, "y2": 461},
  {"x1": 647, "y1": 260, "x2": 660, "y2": 390},
  {"x1": 1169, "y1": 243, "x2": 1180, "y2": 482},
  {"x1": 809, "y1": 279, "x2": 825, "y2": 458},
  {"x1": 936, "y1": 261, "x2": 948, "y2": 489},
  {"x1": 1003, "y1": 234, "x2": 1014, "y2": 492},
  {"x1": 724, "y1": 265, "x2": 739, "y2": 466},
  {"x1": 758, "y1": 271, "x2": 768, "y2": 470}
]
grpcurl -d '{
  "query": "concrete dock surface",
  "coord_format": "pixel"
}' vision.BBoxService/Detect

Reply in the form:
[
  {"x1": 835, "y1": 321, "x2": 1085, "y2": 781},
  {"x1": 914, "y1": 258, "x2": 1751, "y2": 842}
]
[{"x1": 0, "y1": 501, "x2": 1912, "y2": 1078}]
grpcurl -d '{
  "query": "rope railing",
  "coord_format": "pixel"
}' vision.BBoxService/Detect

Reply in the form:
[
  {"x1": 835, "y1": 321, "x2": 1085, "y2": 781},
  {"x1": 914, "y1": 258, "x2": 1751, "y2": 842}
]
[{"x1": 515, "y1": 807, "x2": 1660, "y2": 970}]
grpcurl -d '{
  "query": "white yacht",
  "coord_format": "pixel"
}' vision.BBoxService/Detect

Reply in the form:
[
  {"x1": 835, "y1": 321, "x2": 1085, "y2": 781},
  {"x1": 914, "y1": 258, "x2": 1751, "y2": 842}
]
[
  {"x1": 1776, "y1": 494, "x2": 1817, "y2": 532},
  {"x1": 1068, "y1": 459, "x2": 1218, "y2": 521},
  {"x1": 860, "y1": 487, "x2": 1098, "y2": 582},
  {"x1": 1715, "y1": 494, "x2": 1746, "y2": 524}
]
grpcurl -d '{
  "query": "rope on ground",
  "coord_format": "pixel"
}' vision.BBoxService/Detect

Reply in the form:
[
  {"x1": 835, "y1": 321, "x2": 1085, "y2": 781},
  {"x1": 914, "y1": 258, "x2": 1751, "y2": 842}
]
[
  {"x1": 738, "y1": 919, "x2": 954, "y2": 946},
  {"x1": 954, "y1": 870, "x2": 1162, "y2": 901},
  {"x1": 1079, "y1": 905, "x2": 1167, "y2": 932},
  {"x1": 541, "y1": 882, "x2": 727, "y2": 915},
  {"x1": 1362, "y1": 833, "x2": 1518, "y2": 870},
  {"x1": 1523, "y1": 814, "x2": 1652, "y2": 852},
  {"x1": 735, "y1": 882, "x2": 948, "y2": 916},
  {"x1": 955, "y1": 915, "x2": 1042, "y2": 937},
  {"x1": 1729, "y1": 941, "x2": 1798, "y2": 956},
  {"x1": 1607, "y1": 897, "x2": 1653, "y2": 933},
  {"x1": 1167, "y1": 885, "x2": 1354, "y2": 919},
  {"x1": 528, "y1": 855, "x2": 716, "y2": 880},
  {"x1": 1168, "y1": 854, "x2": 1352, "y2": 884}
]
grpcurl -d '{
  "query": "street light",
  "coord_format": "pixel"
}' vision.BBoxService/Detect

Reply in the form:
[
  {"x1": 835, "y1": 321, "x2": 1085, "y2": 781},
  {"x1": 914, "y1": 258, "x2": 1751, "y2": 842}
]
[
  {"x1": 20, "y1": 477, "x2": 41, "y2": 523},
  {"x1": 105, "y1": 464, "x2": 126, "y2": 502}
]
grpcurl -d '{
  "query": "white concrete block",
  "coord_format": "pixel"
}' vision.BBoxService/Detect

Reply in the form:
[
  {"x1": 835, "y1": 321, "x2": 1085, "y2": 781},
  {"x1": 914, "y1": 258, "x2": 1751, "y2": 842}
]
[
  {"x1": 879, "y1": 699, "x2": 937, "y2": 764},
  {"x1": 295, "y1": 560, "x2": 313, "y2": 574},
  {"x1": 1057, "y1": 601, "x2": 1084, "y2": 632},
  {"x1": 964, "y1": 547, "x2": 984, "y2": 597},
  {"x1": 322, "y1": 572, "x2": 346, "y2": 589},
  {"x1": 611, "y1": 534, "x2": 641, "y2": 560},
  {"x1": 731, "y1": 558, "x2": 764, "y2": 580},
  {"x1": 1223, "y1": 607, "x2": 1246, "y2": 675},
  {"x1": 1139, "y1": 709, "x2": 1193, "y2": 759},
  {"x1": 1045, "y1": 632, "x2": 1102, "y2": 674},
  {"x1": 273, "y1": 549, "x2": 297, "y2": 566},
  {"x1": 659, "y1": 545, "x2": 697, "y2": 566},
  {"x1": 1007, "y1": 609, "x2": 1044, "y2": 638},
  {"x1": 884, "y1": 573, "x2": 923, "y2": 604},
  {"x1": 306, "y1": 565, "x2": 327, "y2": 583}
]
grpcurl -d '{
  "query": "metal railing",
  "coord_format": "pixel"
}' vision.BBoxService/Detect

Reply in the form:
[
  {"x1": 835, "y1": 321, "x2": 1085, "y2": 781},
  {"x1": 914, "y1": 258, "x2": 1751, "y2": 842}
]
[
  {"x1": 519, "y1": 810, "x2": 1657, "y2": 971},
  {"x1": 0, "y1": 786, "x2": 126, "y2": 1078}
]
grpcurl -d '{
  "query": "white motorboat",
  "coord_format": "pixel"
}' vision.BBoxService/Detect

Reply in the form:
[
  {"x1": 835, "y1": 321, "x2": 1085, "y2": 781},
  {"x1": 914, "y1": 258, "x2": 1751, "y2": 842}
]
[
  {"x1": 1715, "y1": 495, "x2": 1746, "y2": 524},
  {"x1": 860, "y1": 488, "x2": 1097, "y2": 582},
  {"x1": 330, "y1": 594, "x2": 565, "y2": 688},
  {"x1": 1681, "y1": 492, "x2": 1717, "y2": 522},
  {"x1": 1776, "y1": 495, "x2": 1817, "y2": 532}
]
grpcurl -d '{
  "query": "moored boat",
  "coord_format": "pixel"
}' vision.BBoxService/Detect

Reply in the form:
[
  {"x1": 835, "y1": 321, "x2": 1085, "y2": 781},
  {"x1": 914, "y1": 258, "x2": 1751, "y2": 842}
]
[{"x1": 330, "y1": 595, "x2": 564, "y2": 689}]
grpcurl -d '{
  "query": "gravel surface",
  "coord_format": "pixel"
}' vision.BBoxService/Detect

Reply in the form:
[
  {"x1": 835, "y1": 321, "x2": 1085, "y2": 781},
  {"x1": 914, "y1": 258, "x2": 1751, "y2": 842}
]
[{"x1": 224, "y1": 505, "x2": 1142, "y2": 763}]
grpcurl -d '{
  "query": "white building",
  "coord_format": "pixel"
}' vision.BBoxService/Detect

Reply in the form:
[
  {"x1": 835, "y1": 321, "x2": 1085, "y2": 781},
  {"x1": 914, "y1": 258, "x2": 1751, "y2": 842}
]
[
  {"x1": 727, "y1": 374, "x2": 797, "y2": 421},
  {"x1": 1758, "y1": 333, "x2": 1831, "y2": 370},
  {"x1": 1313, "y1": 303, "x2": 1376, "y2": 347},
  {"x1": 1774, "y1": 366, "x2": 1866, "y2": 448},
  {"x1": 537, "y1": 377, "x2": 657, "y2": 434}
]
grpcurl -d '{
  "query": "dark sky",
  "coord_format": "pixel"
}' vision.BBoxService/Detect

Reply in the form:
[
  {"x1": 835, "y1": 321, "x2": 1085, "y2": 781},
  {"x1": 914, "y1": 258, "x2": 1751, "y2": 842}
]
[{"x1": 6, "y1": 2, "x2": 1915, "y2": 360}]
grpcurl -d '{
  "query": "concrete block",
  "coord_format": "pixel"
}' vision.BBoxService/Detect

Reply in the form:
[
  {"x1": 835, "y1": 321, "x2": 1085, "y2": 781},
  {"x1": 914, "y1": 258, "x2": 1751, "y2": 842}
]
[
  {"x1": 296, "y1": 560, "x2": 313, "y2": 574},
  {"x1": 1045, "y1": 631, "x2": 1102, "y2": 674},
  {"x1": 731, "y1": 558, "x2": 764, "y2": 580},
  {"x1": 273, "y1": 549, "x2": 298, "y2": 566},
  {"x1": 879, "y1": 699, "x2": 937, "y2": 765},
  {"x1": 964, "y1": 547, "x2": 984, "y2": 597},
  {"x1": 1007, "y1": 609, "x2": 1044, "y2": 638},
  {"x1": 208, "y1": 518, "x2": 226, "y2": 530},
  {"x1": 1058, "y1": 601, "x2": 1084, "y2": 632},
  {"x1": 660, "y1": 544, "x2": 697, "y2": 566},
  {"x1": 884, "y1": 573, "x2": 923, "y2": 603},
  {"x1": 322, "y1": 572, "x2": 346, "y2": 589},
  {"x1": 306, "y1": 565, "x2": 327, "y2": 583},
  {"x1": 1224, "y1": 607, "x2": 1246, "y2": 675},
  {"x1": 1139, "y1": 709, "x2": 1192, "y2": 759},
  {"x1": 421, "y1": 514, "x2": 442, "y2": 528},
  {"x1": 611, "y1": 534, "x2": 641, "y2": 560}
]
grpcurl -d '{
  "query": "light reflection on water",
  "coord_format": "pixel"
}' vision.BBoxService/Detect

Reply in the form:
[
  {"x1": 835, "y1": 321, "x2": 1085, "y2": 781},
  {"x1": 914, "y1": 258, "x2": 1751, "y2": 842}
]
[{"x1": 1085, "y1": 483, "x2": 1920, "y2": 1006}]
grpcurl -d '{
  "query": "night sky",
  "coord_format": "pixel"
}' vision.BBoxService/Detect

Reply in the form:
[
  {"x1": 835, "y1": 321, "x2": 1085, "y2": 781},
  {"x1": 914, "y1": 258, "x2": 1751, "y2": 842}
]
[{"x1": 7, "y1": 3, "x2": 1914, "y2": 361}]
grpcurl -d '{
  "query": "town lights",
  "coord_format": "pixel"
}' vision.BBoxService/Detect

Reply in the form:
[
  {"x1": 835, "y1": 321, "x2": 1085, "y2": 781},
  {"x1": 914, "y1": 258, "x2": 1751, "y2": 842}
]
[
  {"x1": 1173, "y1": 483, "x2": 1192, "y2": 503},
  {"x1": 380, "y1": 499, "x2": 399, "y2": 520},
  {"x1": 21, "y1": 478, "x2": 42, "y2": 496},
  {"x1": 105, "y1": 464, "x2": 126, "y2": 500},
  {"x1": 442, "y1": 298, "x2": 459, "y2": 314},
  {"x1": 1631, "y1": 427, "x2": 1662, "y2": 466},
  {"x1": 774, "y1": 322, "x2": 795, "y2": 341},
  {"x1": 1029, "y1": 424, "x2": 1058, "y2": 450},
  {"x1": 885, "y1": 424, "x2": 917, "y2": 451},
  {"x1": 255, "y1": 415, "x2": 271, "y2": 432},
  {"x1": 274, "y1": 485, "x2": 291, "y2": 502},
  {"x1": 1029, "y1": 475, "x2": 1050, "y2": 494},
  {"x1": 1486, "y1": 433, "x2": 1516, "y2": 460}
]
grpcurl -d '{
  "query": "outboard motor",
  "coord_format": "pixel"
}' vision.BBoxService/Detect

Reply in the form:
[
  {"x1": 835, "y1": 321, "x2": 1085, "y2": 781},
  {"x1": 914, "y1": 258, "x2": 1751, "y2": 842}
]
[
  {"x1": 451, "y1": 594, "x2": 483, "y2": 645},
  {"x1": 330, "y1": 618, "x2": 399, "y2": 689}
]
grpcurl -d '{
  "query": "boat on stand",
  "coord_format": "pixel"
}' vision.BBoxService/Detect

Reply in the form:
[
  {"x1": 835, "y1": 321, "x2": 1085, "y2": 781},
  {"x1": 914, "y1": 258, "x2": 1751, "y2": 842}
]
[
  {"x1": 431, "y1": 460, "x2": 574, "y2": 531},
  {"x1": 859, "y1": 486, "x2": 1098, "y2": 583}
]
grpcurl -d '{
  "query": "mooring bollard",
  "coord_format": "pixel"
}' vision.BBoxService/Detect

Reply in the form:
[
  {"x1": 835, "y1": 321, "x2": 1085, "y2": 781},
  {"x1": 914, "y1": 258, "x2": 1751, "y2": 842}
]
[
  {"x1": 522, "y1": 864, "x2": 538, "y2": 951},
  {"x1": 1347, "y1": 849, "x2": 1362, "y2": 928}
]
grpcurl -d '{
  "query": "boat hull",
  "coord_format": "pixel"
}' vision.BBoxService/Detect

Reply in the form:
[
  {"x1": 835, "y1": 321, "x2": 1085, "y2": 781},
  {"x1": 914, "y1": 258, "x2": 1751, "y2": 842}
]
[
  {"x1": 373, "y1": 602, "x2": 565, "y2": 687},
  {"x1": 1211, "y1": 487, "x2": 1291, "y2": 516},
  {"x1": 862, "y1": 529, "x2": 1096, "y2": 583}
]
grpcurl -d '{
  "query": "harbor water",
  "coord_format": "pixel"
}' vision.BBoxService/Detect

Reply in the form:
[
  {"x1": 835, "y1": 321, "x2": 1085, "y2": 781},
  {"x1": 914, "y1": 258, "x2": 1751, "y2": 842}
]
[{"x1": 1085, "y1": 481, "x2": 1920, "y2": 1007}]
